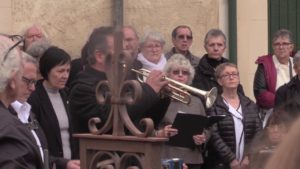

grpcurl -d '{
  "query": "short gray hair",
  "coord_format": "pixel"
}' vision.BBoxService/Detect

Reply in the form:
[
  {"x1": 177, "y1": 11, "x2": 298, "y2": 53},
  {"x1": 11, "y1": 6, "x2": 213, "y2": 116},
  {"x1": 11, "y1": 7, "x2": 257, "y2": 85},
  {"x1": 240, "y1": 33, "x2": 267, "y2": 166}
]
[
  {"x1": 25, "y1": 38, "x2": 51, "y2": 60},
  {"x1": 140, "y1": 31, "x2": 165, "y2": 48},
  {"x1": 272, "y1": 29, "x2": 294, "y2": 44},
  {"x1": 163, "y1": 54, "x2": 195, "y2": 85},
  {"x1": 204, "y1": 28, "x2": 226, "y2": 46},
  {"x1": 0, "y1": 36, "x2": 22, "y2": 92},
  {"x1": 215, "y1": 62, "x2": 238, "y2": 79},
  {"x1": 22, "y1": 52, "x2": 38, "y2": 67}
]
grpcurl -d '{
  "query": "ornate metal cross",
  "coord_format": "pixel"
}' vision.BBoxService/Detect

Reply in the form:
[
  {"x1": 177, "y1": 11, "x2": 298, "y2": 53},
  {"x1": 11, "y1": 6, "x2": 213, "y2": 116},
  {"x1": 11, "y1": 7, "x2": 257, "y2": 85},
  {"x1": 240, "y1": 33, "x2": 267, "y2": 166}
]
[{"x1": 74, "y1": 1, "x2": 167, "y2": 168}]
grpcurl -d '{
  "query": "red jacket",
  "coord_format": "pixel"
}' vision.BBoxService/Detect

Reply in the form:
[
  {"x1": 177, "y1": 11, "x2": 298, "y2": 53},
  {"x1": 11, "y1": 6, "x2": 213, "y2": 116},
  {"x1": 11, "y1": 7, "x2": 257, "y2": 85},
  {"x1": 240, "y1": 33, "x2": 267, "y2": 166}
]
[{"x1": 254, "y1": 54, "x2": 277, "y2": 109}]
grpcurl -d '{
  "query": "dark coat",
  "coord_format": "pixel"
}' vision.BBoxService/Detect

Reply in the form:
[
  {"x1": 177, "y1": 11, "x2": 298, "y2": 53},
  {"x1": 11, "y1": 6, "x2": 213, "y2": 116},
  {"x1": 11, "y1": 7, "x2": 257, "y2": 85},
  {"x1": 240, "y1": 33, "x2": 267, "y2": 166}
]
[
  {"x1": 28, "y1": 80, "x2": 78, "y2": 165},
  {"x1": 165, "y1": 47, "x2": 200, "y2": 68},
  {"x1": 192, "y1": 54, "x2": 244, "y2": 95},
  {"x1": 205, "y1": 94, "x2": 261, "y2": 168},
  {"x1": 275, "y1": 76, "x2": 300, "y2": 108},
  {"x1": 69, "y1": 65, "x2": 170, "y2": 133},
  {"x1": 8, "y1": 106, "x2": 70, "y2": 169},
  {"x1": 0, "y1": 101, "x2": 44, "y2": 169}
]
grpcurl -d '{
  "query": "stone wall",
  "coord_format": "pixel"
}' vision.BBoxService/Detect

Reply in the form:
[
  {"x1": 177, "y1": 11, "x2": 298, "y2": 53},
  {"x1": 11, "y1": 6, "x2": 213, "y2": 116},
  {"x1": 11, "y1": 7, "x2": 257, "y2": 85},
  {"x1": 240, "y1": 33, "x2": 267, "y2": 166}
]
[{"x1": 10, "y1": 0, "x2": 219, "y2": 58}]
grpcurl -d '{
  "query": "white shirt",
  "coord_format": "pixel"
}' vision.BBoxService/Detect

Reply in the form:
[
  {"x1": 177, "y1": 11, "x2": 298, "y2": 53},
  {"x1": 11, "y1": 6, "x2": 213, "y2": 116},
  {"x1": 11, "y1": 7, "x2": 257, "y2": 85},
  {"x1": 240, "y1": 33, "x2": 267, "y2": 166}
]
[
  {"x1": 273, "y1": 55, "x2": 295, "y2": 90},
  {"x1": 223, "y1": 99, "x2": 244, "y2": 162},
  {"x1": 11, "y1": 101, "x2": 44, "y2": 162}
]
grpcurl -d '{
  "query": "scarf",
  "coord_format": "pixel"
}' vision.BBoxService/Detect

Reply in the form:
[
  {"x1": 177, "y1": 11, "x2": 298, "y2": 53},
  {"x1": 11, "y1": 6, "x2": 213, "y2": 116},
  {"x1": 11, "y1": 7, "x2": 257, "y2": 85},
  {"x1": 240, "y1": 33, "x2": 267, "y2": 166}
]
[{"x1": 137, "y1": 53, "x2": 167, "y2": 71}]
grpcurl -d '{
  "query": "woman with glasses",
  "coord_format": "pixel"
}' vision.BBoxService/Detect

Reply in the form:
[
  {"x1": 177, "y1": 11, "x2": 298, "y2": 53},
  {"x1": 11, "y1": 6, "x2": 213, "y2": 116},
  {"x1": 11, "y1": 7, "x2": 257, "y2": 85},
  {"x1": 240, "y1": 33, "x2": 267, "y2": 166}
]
[
  {"x1": 205, "y1": 63, "x2": 261, "y2": 169},
  {"x1": 137, "y1": 31, "x2": 167, "y2": 71},
  {"x1": 156, "y1": 54, "x2": 207, "y2": 169},
  {"x1": 254, "y1": 29, "x2": 295, "y2": 127},
  {"x1": 28, "y1": 46, "x2": 80, "y2": 169}
]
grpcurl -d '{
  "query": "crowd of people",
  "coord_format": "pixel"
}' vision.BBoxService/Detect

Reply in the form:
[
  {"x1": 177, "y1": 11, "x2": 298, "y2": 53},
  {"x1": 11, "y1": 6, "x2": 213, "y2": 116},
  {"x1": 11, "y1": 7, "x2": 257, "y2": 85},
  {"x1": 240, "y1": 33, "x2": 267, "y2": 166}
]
[{"x1": 0, "y1": 24, "x2": 299, "y2": 169}]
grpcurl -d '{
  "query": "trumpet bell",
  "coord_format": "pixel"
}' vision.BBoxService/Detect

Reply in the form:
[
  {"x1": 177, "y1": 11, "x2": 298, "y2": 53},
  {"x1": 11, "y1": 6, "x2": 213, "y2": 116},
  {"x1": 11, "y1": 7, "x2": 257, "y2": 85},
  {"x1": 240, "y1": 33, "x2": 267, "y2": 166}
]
[
  {"x1": 205, "y1": 87, "x2": 217, "y2": 108},
  {"x1": 131, "y1": 68, "x2": 218, "y2": 108}
]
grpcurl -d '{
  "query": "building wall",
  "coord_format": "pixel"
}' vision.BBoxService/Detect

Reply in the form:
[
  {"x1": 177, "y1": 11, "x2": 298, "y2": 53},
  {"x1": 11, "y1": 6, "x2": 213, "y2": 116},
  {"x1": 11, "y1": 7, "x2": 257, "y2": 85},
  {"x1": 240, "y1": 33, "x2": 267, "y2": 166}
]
[
  {"x1": 1, "y1": 0, "x2": 219, "y2": 58},
  {"x1": 236, "y1": 0, "x2": 268, "y2": 99},
  {"x1": 0, "y1": 0, "x2": 269, "y2": 99},
  {"x1": 0, "y1": 0, "x2": 12, "y2": 33}
]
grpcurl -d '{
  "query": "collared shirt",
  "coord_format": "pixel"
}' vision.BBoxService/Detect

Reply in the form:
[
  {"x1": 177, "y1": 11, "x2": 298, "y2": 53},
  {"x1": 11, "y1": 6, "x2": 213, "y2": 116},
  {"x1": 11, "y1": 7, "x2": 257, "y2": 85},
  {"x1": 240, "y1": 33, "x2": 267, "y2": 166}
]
[
  {"x1": 223, "y1": 99, "x2": 244, "y2": 162},
  {"x1": 272, "y1": 55, "x2": 295, "y2": 90},
  {"x1": 11, "y1": 101, "x2": 44, "y2": 162}
]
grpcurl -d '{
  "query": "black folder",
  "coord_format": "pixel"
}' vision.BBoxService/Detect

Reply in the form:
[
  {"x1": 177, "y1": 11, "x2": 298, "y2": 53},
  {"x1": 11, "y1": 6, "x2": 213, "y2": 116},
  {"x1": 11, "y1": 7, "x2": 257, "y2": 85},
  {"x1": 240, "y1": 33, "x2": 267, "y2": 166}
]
[{"x1": 167, "y1": 113, "x2": 226, "y2": 148}]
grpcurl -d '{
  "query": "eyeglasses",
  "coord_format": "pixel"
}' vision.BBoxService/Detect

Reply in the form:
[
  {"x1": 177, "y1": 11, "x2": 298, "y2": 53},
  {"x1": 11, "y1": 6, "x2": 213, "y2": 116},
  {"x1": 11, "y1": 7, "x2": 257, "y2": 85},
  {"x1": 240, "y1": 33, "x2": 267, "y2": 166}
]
[
  {"x1": 177, "y1": 35, "x2": 193, "y2": 40},
  {"x1": 171, "y1": 69, "x2": 190, "y2": 76},
  {"x1": 273, "y1": 42, "x2": 292, "y2": 48},
  {"x1": 22, "y1": 76, "x2": 37, "y2": 87},
  {"x1": 0, "y1": 34, "x2": 24, "y2": 64},
  {"x1": 219, "y1": 72, "x2": 239, "y2": 79}
]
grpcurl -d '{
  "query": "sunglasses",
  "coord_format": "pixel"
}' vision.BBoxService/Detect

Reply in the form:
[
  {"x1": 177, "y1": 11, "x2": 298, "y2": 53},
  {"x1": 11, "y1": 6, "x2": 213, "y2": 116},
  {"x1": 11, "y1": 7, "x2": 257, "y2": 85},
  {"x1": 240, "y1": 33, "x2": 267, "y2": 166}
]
[
  {"x1": 171, "y1": 69, "x2": 190, "y2": 76},
  {"x1": 177, "y1": 35, "x2": 193, "y2": 40},
  {"x1": 0, "y1": 34, "x2": 24, "y2": 64}
]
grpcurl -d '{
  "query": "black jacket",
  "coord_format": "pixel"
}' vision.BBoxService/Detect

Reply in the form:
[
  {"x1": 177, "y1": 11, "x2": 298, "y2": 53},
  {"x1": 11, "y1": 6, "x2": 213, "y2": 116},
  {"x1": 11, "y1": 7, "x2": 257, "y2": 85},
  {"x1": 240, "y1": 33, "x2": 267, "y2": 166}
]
[
  {"x1": 0, "y1": 101, "x2": 44, "y2": 169},
  {"x1": 28, "y1": 80, "x2": 78, "y2": 166},
  {"x1": 275, "y1": 76, "x2": 300, "y2": 108},
  {"x1": 205, "y1": 94, "x2": 261, "y2": 167},
  {"x1": 8, "y1": 106, "x2": 70, "y2": 169},
  {"x1": 69, "y1": 65, "x2": 170, "y2": 133},
  {"x1": 192, "y1": 54, "x2": 244, "y2": 95}
]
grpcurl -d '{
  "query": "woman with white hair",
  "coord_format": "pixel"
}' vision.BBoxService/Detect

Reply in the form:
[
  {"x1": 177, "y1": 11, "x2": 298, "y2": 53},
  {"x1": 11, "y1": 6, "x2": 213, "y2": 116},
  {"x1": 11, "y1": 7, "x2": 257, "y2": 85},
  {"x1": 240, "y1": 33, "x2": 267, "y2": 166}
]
[
  {"x1": 137, "y1": 31, "x2": 167, "y2": 71},
  {"x1": 0, "y1": 34, "x2": 44, "y2": 168},
  {"x1": 156, "y1": 54, "x2": 207, "y2": 169}
]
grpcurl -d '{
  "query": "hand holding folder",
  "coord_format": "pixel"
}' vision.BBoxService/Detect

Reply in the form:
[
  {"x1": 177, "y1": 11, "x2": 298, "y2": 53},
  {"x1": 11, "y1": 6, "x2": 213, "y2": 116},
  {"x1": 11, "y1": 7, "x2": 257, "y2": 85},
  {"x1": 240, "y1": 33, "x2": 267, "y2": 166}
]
[{"x1": 167, "y1": 113, "x2": 226, "y2": 148}]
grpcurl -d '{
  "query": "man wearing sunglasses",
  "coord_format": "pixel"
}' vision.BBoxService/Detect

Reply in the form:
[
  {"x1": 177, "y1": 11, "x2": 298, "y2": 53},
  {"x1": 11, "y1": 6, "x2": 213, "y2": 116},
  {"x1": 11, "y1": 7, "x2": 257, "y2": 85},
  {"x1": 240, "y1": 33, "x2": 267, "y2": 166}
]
[
  {"x1": 0, "y1": 34, "x2": 44, "y2": 169},
  {"x1": 165, "y1": 25, "x2": 200, "y2": 68}
]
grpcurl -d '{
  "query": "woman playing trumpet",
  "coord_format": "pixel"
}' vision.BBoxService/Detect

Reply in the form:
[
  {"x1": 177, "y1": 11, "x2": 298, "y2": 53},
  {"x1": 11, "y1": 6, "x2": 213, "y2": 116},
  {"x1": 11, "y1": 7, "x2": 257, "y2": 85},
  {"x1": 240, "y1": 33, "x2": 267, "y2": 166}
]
[{"x1": 156, "y1": 54, "x2": 208, "y2": 169}]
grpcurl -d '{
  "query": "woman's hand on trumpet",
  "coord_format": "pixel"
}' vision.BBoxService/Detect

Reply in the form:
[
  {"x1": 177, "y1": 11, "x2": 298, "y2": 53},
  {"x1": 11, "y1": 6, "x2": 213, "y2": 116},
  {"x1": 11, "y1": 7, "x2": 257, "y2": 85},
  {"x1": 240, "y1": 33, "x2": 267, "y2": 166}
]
[
  {"x1": 156, "y1": 125, "x2": 178, "y2": 137},
  {"x1": 145, "y1": 70, "x2": 169, "y2": 93}
]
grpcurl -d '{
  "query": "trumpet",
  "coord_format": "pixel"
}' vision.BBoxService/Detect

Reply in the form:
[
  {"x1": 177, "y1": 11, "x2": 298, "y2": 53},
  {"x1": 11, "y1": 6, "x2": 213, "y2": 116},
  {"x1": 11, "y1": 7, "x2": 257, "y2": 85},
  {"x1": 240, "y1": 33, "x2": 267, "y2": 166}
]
[{"x1": 131, "y1": 68, "x2": 218, "y2": 108}]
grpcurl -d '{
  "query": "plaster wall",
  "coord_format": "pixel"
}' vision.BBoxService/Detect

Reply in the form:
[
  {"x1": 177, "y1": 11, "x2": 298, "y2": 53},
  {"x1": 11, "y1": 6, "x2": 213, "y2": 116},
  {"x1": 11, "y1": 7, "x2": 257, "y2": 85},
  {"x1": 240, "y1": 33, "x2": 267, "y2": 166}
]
[
  {"x1": 236, "y1": 0, "x2": 268, "y2": 99},
  {"x1": 1, "y1": 0, "x2": 219, "y2": 58}
]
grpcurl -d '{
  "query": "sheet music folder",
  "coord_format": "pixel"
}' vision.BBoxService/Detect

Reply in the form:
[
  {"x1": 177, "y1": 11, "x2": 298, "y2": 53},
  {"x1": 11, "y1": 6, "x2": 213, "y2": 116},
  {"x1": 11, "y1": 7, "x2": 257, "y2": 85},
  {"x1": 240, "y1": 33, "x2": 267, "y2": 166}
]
[{"x1": 167, "y1": 113, "x2": 226, "y2": 148}]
